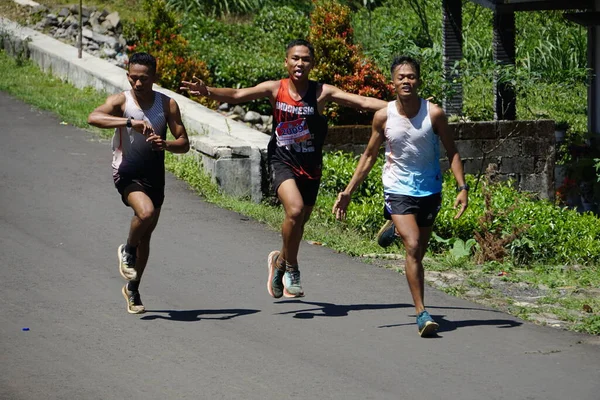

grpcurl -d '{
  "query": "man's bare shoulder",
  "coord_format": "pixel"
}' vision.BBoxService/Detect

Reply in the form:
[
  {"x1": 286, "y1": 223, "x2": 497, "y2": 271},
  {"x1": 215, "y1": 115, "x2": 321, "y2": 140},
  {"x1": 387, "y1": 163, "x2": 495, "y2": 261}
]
[
  {"x1": 427, "y1": 100, "x2": 446, "y2": 119},
  {"x1": 374, "y1": 104, "x2": 389, "y2": 119},
  {"x1": 106, "y1": 92, "x2": 127, "y2": 106}
]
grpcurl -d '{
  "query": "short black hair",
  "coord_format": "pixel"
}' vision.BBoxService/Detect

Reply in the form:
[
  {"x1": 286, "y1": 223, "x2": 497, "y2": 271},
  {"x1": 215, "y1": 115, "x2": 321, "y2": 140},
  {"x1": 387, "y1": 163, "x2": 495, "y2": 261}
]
[
  {"x1": 286, "y1": 39, "x2": 314, "y2": 59},
  {"x1": 390, "y1": 56, "x2": 420, "y2": 79},
  {"x1": 129, "y1": 52, "x2": 157, "y2": 75}
]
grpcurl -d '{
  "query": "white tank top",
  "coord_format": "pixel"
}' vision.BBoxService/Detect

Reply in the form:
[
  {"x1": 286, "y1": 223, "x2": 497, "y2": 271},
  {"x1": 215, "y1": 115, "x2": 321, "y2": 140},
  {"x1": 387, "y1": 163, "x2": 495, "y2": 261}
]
[{"x1": 382, "y1": 98, "x2": 442, "y2": 196}]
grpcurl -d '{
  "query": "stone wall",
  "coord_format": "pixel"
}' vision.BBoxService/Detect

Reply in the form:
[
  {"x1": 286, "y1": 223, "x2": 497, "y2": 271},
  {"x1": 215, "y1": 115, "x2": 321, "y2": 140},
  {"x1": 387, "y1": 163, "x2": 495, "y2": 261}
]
[{"x1": 325, "y1": 120, "x2": 556, "y2": 199}]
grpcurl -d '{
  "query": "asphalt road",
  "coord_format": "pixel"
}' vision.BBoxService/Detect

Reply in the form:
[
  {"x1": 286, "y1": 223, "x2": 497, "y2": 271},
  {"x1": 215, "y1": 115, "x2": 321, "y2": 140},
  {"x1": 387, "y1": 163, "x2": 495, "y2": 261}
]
[{"x1": 1, "y1": 91, "x2": 599, "y2": 400}]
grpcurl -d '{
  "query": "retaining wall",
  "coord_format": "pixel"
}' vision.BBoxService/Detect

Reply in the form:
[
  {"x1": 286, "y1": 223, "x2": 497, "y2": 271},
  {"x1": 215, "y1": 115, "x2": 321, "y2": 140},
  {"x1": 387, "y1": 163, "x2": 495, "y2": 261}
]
[{"x1": 325, "y1": 120, "x2": 556, "y2": 199}]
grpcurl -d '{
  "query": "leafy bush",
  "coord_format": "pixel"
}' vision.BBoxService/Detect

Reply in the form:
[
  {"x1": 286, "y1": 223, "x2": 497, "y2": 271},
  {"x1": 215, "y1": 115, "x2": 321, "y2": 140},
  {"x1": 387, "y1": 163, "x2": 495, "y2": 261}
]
[
  {"x1": 322, "y1": 151, "x2": 600, "y2": 265},
  {"x1": 253, "y1": 6, "x2": 310, "y2": 44},
  {"x1": 351, "y1": 1, "x2": 587, "y2": 135},
  {"x1": 308, "y1": 0, "x2": 394, "y2": 124},
  {"x1": 123, "y1": 0, "x2": 212, "y2": 99},
  {"x1": 182, "y1": 14, "x2": 291, "y2": 113},
  {"x1": 166, "y1": 0, "x2": 261, "y2": 17}
]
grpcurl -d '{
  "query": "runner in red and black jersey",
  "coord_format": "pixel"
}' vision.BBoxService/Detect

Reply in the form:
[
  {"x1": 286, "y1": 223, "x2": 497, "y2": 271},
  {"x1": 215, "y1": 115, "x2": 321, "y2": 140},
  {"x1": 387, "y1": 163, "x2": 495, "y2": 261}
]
[{"x1": 181, "y1": 39, "x2": 388, "y2": 299}]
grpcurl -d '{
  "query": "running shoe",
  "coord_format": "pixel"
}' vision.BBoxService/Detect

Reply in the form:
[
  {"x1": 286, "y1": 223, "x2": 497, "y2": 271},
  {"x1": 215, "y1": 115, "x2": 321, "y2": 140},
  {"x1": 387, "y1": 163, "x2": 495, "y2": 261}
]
[
  {"x1": 283, "y1": 265, "x2": 304, "y2": 298},
  {"x1": 118, "y1": 244, "x2": 138, "y2": 281},
  {"x1": 417, "y1": 310, "x2": 439, "y2": 337},
  {"x1": 376, "y1": 220, "x2": 398, "y2": 248},
  {"x1": 122, "y1": 284, "x2": 146, "y2": 314},
  {"x1": 267, "y1": 250, "x2": 285, "y2": 298}
]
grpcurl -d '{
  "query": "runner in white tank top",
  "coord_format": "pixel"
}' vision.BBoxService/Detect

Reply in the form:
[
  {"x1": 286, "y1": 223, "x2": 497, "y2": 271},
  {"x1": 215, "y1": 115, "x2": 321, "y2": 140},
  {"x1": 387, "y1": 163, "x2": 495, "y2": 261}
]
[
  {"x1": 382, "y1": 98, "x2": 442, "y2": 196},
  {"x1": 333, "y1": 56, "x2": 468, "y2": 337}
]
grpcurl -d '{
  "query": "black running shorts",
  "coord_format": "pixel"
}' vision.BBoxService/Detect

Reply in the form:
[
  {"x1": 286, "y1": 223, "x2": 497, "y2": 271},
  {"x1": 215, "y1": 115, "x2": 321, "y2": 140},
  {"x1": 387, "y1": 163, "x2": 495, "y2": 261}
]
[
  {"x1": 271, "y1": 162, "x2": 321, "y2": 206},
  {"x1": 383, "y1": 192, "x2": 442, "y2": 227},
  {"x1": 114, "y1": 177, "x2": 165, "y2": 208}
]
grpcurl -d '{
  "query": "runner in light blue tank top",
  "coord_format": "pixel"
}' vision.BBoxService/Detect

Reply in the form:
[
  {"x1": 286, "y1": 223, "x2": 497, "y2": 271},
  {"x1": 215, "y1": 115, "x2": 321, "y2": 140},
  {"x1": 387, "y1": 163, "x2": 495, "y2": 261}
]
[
  {"x1": 333, "y1": 56, "x2": 468, "y2": 337},
  {"x1": 382, "y1": 98, "x2": 442, "y2": 196}
]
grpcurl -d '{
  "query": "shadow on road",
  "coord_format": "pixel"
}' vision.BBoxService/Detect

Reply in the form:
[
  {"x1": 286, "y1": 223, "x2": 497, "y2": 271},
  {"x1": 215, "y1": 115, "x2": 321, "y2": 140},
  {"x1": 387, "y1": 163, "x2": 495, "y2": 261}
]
[
  {"x1": 274, "y1": 299, "x2": 412, "y2": 318},
  {"x1": 140, "y1": 308, "x2": 260, "y2": 322},
  {"x1": 378, "y1": 312, "x2": 522, "y2": 334}
]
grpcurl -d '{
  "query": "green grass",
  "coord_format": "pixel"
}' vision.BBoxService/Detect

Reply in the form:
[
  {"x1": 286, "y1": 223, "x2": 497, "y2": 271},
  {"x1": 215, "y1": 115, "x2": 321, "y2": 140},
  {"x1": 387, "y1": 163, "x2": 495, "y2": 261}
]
[{"x1": 0, "y1": 52, "x2": 109, "y2": 137}]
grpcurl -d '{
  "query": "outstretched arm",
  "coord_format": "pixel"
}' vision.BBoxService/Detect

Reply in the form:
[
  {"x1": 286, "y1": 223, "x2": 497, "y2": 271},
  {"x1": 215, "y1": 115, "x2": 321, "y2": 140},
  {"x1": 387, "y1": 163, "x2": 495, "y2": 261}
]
[
  {"x1": 146, "y1": 97, "x2": 190, "y2": 153},
  {"x1": 431, "y1": 104, "x2": 468, "y2": 219},
  {"x1": 180, "y1": 77, "x2": 279, "y2": 105},
  {"x1": 332, "y1": 108, "x2": 387, "y2": 220},
  {"x1": 320, "y1": 84, "x2": 388, "y2": 113}
]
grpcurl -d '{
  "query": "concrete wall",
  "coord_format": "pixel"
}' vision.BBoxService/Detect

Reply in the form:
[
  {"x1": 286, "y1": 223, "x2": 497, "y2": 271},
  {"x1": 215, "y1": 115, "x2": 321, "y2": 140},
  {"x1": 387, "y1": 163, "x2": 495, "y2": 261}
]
[
  {"x1": 326, "y1": 120, "x2": 556, "y2": 199},
  {"x1": 0, "y1": 17, "x2": 269, "y2": 202}
]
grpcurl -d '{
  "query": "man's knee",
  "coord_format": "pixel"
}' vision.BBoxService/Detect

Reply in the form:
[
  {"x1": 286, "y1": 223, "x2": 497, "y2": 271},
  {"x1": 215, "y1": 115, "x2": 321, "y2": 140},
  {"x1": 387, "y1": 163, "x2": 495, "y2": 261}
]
[
  {"x1": 285, "y1": 202, "x2": 306, "y2": 221},
  {"x1": 403, "y1": 237, "x2": 422, "y2": 258},
  {"x1": 136, "y1": 206, "x2": 158, "y2": 223}
]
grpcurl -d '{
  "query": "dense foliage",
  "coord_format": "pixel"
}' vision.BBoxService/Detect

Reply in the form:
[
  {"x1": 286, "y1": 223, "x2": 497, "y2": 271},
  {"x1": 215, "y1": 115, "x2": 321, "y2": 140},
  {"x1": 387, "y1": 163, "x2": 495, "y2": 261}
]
[
  {"x1": 320, "y1": 151, "x2": 600, "y2": 266},
  {"x1": 351, "y1": 0, "x2": 587, "y2": 139},
  {"x1": 123, "y1": 0, "x2": 212, "y2": 104},
  {"x1": 308, "y1": 0, "x2": 394, "y2": 124}
]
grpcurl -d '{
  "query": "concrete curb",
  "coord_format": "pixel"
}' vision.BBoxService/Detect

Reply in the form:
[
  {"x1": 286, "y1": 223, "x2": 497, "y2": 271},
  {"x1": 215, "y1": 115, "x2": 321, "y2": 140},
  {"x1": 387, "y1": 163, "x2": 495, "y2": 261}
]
[{"x1": 0, "y1": 17, "x2": 269, "y2": 202}]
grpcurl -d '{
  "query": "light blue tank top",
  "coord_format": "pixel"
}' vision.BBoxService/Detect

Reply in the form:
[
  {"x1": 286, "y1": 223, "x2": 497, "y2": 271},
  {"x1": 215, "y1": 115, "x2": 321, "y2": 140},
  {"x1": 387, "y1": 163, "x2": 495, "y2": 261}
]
[{"x1": 382, "y1": 99, "x2": 442, "y2": 196}]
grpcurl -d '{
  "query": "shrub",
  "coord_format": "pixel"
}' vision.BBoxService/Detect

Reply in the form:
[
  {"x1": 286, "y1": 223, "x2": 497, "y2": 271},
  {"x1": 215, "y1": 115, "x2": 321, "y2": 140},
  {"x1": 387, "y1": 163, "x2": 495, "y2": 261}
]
[
  {"x1": 322, "y1": 151, "x2": 600, "y2": 266},
  {"x1": 308, "y1": 0, "x2": 394, "y2": 124},
  {"x1": 182, "y1": 14, "x2": 288, "y2": 113},
  {"x1": 166, "y1": 0, "x2": 261, "y2": 17},
  {"x1": 253, "y1": 6, "x2": 310, "y2": 44},
  {"x1": 123, "y1": 0, "x2": 212, "y2": 103}
]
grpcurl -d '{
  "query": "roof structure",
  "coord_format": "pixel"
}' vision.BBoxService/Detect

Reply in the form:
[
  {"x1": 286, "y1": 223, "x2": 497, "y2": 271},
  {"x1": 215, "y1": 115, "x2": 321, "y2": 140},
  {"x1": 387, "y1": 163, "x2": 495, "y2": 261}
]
[{"x1": 444, "y1": 0, "x2": 599, "y2": 136}]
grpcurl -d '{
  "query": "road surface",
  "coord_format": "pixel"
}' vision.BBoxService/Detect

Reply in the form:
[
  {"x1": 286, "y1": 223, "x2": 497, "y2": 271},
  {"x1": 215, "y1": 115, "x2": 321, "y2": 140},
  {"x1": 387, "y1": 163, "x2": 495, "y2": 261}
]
[{"x1": 1, "y1": 91, "x2": 599, "y2": 399}]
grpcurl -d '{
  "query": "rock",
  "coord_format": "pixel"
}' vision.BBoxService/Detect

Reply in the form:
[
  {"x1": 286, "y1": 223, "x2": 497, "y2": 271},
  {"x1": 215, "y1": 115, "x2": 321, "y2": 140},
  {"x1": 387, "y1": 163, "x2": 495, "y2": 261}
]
[
  {"x1": 104, "y1": 12, "x2": 121, "y2": 30},
  {"x1": 81, "y1": 7, "x2": 92, "y2": 18},
  {"x1": 243, "y1": 110, "x2": 262, "y2": 124},
  {"x1": 529, "y1": 313, "x2": 564, "y2": 327},
  {"x1": 63, "y1": 14, "x2": 78, "y2": 27},
  {"x1": 30, "y1": 5, "x2": 49, "y2": 15},
  {"x1": 465, "y1": 288, "x2": 484, "y2": 297},
  {"x1": 91, "y1": 21, "x2": 108, "y2": 35},
  {"x1": 14, "y1": 0, "x2": 40, "y2": 7},
  {"x1": 101, "y1": 19, "x2": 115, "y2": 32},
  {"x1": 231, "y1": 105, "x2": 245, "y2": 116},
  {"x1": 57, "y1": 7, "x2": 70, "y2": 18},
  {"x1": 43, "y1": 14, "x2": 59, "y2": 27},
  {"x1": 54, "y1": 27, "x2": 67, "y2": 39},
  {"x1": 218, "y1": 103, "x2": 231, "y2": 112},
  {"x1": 85, "y1": 42, "x2": 99, "y2": 51},
  {"x1": 101, "y1": 47, "x2": 117, "y2": 58},
  {"x1": 513, "y1": 301, "x2": 539, "y2": 308}
]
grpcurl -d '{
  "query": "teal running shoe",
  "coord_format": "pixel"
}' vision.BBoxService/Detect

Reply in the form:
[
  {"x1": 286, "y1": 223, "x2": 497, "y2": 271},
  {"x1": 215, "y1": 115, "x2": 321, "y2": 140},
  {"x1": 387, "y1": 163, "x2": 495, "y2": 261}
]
[
  {"x1": 417, "y1": 310, "x2": 439, "y2": 337},
  {"x1": 267, "y1": 251, "x2": 285, "y2": 298},
  {"x1": 283, "y1": 265, "x2": 304, "y2": 298}
]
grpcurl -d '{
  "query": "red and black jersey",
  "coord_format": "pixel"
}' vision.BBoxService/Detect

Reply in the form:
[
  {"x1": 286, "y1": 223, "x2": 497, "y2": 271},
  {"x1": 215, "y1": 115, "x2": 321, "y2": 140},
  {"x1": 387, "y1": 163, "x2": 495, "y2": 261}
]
[{"x1": 268, "y1": 79, "x2": 328, "y2": 180}]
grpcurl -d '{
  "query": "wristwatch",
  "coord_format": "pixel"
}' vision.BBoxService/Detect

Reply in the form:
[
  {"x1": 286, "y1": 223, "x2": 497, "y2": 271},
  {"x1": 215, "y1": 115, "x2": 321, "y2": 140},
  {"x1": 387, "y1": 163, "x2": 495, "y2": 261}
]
[
  {"x1": 126, "y1": 117, "x2": 132, "y2": 128},
  {"x1": 457, "y1": 184, "x2": 470, "y2": 192}
]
